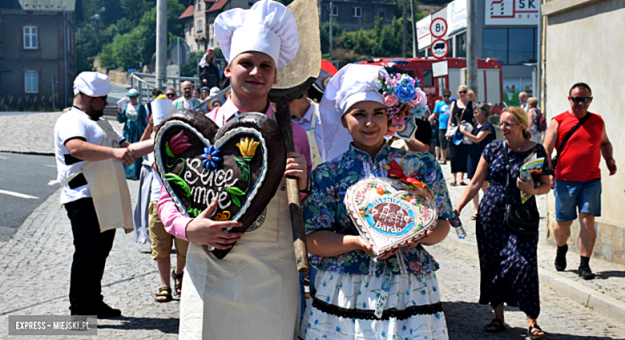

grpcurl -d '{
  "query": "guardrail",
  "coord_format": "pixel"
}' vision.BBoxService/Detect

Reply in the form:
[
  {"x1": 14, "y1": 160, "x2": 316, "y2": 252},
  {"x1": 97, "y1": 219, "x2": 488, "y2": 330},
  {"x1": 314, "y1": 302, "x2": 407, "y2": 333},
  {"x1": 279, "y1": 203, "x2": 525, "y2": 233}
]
[{"x1": 129, "y1": 73, "x2": 200, "y2": 104}]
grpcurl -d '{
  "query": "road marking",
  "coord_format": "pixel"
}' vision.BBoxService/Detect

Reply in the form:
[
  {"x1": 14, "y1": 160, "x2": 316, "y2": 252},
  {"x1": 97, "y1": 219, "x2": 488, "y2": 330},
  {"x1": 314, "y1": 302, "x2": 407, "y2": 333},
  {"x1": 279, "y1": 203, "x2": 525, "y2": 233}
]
[
  {"x1": 45, "y1": 165, "x2": 57, "y2": 168},
  {"x1": 0, "y1": 190, "x2": 38, "y2": 199},
  {"x1": 0, "y1": 155, "x2": 7, "y2": 159}
]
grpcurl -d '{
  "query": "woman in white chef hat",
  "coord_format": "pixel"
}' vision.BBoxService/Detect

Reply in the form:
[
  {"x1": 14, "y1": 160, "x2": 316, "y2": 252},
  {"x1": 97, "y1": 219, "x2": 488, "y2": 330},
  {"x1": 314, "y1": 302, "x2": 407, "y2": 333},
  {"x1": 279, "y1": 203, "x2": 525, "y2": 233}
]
[
  {"x1": 156, "y1": 1, "x2": 311, "y2": 339},
  {"x1": 301, "y1": 64, "x2": 454, "y2": 340}
]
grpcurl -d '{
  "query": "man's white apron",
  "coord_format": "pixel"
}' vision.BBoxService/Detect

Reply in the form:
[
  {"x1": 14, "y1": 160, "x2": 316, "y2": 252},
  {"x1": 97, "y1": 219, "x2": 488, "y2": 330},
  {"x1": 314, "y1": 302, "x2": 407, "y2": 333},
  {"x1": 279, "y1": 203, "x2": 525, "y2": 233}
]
[
  {"x1": 180, "y1": 178, "x2": 300, "y2": 340},
  {"x1": 62, "y1": 119, "x2": 133, "y2": 233}
]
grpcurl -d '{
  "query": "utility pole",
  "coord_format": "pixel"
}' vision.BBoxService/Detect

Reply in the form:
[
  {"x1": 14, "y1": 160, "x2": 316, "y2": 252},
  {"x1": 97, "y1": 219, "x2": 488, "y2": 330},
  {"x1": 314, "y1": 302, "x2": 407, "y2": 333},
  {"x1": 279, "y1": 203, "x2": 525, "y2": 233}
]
[
  {"x1": 410, "y1": 0, "x2": 417, "y2": 58},
  {"x1": 466, "y1": 0, "x2": 478, "y2": 98},
  {"x1": 329, "y1": 0, "x2": 333, "y2": 58},
  {"x1": 156, "y1": 0, "x2": 167, "y2": 90},
  {"x1": 402, "y1": 0, "x2": 407, "y2": 58}
]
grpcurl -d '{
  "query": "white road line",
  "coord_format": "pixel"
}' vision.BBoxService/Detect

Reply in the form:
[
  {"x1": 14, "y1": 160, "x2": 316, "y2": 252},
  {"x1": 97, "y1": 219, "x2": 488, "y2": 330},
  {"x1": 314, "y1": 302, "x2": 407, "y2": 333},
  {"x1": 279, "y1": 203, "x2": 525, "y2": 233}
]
[
  {"x1": 0, "y1": 190, "x2": 39, "y2": 199},
  {"x1": 0, "y1": 155, "x2": 7, "y2": 159},
  {"x1": 45, "y1": 165, "x2": 57, "y2": 168}
]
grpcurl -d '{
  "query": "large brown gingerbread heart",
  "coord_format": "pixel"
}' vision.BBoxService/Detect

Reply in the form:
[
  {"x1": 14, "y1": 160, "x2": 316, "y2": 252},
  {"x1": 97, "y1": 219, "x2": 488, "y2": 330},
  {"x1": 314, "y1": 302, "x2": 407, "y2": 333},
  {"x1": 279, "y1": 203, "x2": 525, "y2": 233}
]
[{"x1": 154, "y1": 109, "x2": 286, "y2": 259}]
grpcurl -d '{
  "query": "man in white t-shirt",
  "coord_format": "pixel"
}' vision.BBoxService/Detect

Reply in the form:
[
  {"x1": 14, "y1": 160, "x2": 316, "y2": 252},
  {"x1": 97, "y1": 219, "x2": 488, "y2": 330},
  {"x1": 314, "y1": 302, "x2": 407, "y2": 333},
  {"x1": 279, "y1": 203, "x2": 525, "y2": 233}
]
[{"x1": 54, "y1": 72, "x2": 153, "y2": 318}]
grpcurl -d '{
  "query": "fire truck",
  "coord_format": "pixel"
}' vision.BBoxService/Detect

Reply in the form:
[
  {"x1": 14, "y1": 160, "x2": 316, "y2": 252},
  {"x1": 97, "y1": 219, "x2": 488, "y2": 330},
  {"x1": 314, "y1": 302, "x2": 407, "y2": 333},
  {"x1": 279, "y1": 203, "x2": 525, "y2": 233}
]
[{"x1": 356, "y1": 58, "x2": 504, "y2": 115}]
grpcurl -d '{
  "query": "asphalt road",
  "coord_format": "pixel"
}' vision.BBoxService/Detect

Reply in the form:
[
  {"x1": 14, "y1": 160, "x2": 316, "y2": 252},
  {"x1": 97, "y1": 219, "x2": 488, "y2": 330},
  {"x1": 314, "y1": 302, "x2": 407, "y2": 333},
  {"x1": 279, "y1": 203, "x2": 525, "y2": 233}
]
[{"x1": 0, "y1": 152, "x2": 59, "y2": 242}]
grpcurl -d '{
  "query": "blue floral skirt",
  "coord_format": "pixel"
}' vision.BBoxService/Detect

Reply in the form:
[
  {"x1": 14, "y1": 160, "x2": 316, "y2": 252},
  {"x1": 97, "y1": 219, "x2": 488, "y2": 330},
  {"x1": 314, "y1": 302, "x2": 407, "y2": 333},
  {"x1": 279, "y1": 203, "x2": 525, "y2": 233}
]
[{"x1": 299, "y1": 270, "x2": 448, "y2": 340}]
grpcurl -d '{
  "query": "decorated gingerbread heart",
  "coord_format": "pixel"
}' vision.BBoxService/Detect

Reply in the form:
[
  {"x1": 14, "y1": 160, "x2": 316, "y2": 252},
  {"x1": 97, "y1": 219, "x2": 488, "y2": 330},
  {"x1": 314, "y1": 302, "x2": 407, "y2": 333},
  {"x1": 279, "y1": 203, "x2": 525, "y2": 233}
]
[
  {"x1": 344, "y1": 177, "x2": 437, "y2": 258},
  {"x1": 154, "y1": 109, "x2": 286, "y2": 259}
]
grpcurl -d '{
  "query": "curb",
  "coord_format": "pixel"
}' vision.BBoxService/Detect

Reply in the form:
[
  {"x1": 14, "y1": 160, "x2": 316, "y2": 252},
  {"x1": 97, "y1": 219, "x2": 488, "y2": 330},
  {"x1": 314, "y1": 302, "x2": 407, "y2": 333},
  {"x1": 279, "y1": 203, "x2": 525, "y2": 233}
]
[
  {"x1": 448, "y1": 235, "x2": 625, "y2": 324},
  {"x1": 0, "y1": 150, "x2": 54, "y2": 156}
]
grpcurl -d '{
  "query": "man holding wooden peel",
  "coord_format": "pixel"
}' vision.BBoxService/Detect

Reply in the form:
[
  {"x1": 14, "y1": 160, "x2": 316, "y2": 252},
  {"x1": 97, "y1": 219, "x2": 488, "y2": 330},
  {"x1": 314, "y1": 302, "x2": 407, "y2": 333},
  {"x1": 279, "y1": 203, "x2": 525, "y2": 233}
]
[{"x1": 157, "y1": 0, "x2": 311, "y2": 338}]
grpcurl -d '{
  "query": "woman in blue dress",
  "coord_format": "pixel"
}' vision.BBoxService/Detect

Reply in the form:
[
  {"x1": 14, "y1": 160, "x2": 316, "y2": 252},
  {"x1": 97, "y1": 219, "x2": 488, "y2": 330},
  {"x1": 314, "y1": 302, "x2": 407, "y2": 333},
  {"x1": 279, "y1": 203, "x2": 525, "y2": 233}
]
[
  {"x1": 117, "y1": 89, "x2": 148, "y2": 179},
  {"x1": 459, "y1": 103, "x2": 496, "y2": 219},
  {"x1": 453, "y1": 107, "x2": 550, "y2": 339},
  {"x1": 299, "y1": 64, "x2": 454, "y2": 340}
]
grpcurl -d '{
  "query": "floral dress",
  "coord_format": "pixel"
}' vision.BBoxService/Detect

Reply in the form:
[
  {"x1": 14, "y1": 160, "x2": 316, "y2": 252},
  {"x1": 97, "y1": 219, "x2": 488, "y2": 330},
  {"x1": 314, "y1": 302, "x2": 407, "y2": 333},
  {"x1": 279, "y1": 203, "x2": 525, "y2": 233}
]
[
  {"x1": 299, "y1": 143, "x2": 454, "y2": 340},
  {"x1": 477, "y1": 141, "x2": 550, "y2": 319}
]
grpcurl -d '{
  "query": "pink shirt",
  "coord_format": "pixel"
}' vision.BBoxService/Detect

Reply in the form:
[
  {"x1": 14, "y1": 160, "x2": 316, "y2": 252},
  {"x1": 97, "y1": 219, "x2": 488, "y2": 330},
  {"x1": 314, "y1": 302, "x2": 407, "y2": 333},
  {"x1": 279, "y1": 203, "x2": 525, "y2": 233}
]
[{"x1": 158, "y1": 99, "x2": 312, "y2": 241}]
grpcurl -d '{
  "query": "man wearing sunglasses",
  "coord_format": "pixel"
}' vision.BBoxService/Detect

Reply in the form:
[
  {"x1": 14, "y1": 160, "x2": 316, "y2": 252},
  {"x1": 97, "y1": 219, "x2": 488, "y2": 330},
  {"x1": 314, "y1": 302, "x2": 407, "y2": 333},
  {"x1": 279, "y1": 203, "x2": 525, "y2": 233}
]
[
  {"x1": 165, "y1": 87, "x2": 177, "y2": 101},
  {"x1": 544, "y1": 82, "x2": 616, "y2": 280}
]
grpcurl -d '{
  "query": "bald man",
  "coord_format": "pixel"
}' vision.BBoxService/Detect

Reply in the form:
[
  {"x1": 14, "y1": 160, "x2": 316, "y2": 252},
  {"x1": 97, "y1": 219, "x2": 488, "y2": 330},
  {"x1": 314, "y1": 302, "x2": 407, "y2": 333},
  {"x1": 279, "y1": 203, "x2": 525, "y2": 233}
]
[{"x1": 173, "y1": 81, "x2": 201, "y2": 109}]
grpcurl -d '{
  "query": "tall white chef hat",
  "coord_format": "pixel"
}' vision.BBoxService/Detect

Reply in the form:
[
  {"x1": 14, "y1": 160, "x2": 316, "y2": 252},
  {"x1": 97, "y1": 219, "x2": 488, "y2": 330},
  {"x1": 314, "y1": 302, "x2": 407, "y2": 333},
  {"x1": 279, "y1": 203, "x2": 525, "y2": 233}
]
[
  {"x1": 73, "y1": 72, "x2": 111, "y2": 97},
  {"x1": 319, "y1": 64, "x2": 388, "y2": 162},
  {"x1": 214, "y1": 0, "x2": 298, "y2": 69}
]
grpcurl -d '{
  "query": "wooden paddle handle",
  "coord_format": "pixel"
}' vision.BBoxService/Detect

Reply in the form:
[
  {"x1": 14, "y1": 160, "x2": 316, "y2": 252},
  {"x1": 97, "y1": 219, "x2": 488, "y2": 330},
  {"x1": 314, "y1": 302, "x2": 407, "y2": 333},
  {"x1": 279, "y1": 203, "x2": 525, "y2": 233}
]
[{"x1": 274, "y1": 100, "x2": 310, "y2": 274}]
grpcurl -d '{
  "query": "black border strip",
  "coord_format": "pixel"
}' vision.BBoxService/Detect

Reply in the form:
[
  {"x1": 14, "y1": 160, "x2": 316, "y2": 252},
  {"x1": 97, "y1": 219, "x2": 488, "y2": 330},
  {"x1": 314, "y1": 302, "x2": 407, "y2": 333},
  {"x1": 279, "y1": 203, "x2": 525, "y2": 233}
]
[{"x1": 310, "y1": 288, "x2": 443, "y2": 321}]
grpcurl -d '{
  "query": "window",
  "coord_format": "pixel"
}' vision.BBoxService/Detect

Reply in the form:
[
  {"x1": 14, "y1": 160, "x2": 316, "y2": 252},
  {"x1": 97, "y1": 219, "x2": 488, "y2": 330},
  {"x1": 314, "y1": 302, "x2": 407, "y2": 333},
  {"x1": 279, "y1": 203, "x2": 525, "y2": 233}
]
[
  {"x1": 23, "y1": 26, "x2": 38, "y2": 49},
  {"x1": 25, "y1": 71, "x2": 38, "y2": 93},
  {"x1": 353, "y1": 7, "x2": 362, "y2": 17},
  {"x1": 422, "y1": 69, "x2": 433, "y2": 87},
  {"x1": 197, "y1": 20, "x2": 203, "y2": 32},
  {"x1": 379, "y1": 12, "x2": 385, "y2": 20},
  {"x1": 508, "y1": 28, "x2": 536, "y2": 64},
  {"x1": 196, "y1": 0, "x2": 201, "y2": 11},
  {"x1": 482, "y1": 28, "x2": 537, "y2": 65},
  {"x1": 331, "y1": 5, "x2": 338, "y2": 16},
  {"x1": 455, "y1": 33, "x2": 466, "y2": 58}
]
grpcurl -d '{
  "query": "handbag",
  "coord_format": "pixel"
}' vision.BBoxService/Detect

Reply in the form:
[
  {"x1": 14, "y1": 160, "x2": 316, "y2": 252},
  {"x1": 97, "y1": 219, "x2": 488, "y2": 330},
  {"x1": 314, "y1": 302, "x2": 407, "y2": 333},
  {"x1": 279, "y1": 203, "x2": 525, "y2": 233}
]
[
  {"x1": 503, "y1": 145, "x2": 539, "y2": 236},
  {"x1": 552, "y1": 113, "x2": 590, "y2": 172},
  {"x1": 444, "y1": 102, "x2": 468, "y2": 137}
]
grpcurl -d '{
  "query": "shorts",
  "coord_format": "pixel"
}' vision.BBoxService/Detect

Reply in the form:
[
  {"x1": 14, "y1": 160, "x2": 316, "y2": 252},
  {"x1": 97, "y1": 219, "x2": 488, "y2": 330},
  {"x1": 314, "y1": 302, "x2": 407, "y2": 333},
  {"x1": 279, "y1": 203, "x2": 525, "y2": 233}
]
[
  {"x1": 438, "y1": 129, "x2": 449, "y2": 149},
  {"x1": 149, "y1": 201, "x2": 189, "y2": 261},
  {"x1": 554, "y1": 179, "x2": 602, "y2": 221}
]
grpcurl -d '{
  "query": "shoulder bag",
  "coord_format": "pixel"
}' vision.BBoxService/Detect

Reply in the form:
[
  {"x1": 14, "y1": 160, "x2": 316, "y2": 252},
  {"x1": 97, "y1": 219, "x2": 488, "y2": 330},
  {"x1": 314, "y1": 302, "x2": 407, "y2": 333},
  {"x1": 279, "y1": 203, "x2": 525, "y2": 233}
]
[
  {"x1": 445, "y1": 102, "x2": 467, "y2": 137},
  {"x1": 551, "y1": 113, "x2": 591, "y2": 172},
  {"x1": 503, "y1": 145, "x2": 539, "y2": 237}
]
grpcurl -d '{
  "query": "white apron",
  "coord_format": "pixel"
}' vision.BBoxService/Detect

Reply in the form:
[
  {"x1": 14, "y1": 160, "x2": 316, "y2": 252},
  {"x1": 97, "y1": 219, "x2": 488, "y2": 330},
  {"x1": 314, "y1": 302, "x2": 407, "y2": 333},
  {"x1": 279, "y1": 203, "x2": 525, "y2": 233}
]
[
  {"x1": 62, "y1": 119, "x2": 134, "y2": 233},
  {"x1": 307, "y1": 105, "x2": 323, "y2": 169},
  {"x1": 180, "y1": 178, "x2": 300, "y2": 340}
]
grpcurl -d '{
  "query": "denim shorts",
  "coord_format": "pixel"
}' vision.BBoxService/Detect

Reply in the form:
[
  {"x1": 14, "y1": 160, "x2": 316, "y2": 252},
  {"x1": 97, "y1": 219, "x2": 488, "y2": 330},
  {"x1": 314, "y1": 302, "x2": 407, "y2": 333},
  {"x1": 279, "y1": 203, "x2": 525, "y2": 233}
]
[{"x1": 554, "y1": 179, "x2": 602, "y2": 221}]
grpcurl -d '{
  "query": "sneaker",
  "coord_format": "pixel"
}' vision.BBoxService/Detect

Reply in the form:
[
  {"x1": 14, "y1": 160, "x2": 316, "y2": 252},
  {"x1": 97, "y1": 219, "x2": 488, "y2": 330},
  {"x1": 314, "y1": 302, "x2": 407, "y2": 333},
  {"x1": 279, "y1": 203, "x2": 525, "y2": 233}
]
[
  {"x1": 96, "y1": 302, "x2": 122, "y2": 318},
  {"x1": 554, "y1": 254, "x2": 567, "y2": 272},
  {"x1": 578, "y1": 266, "x2": 596, "y2": 280}
]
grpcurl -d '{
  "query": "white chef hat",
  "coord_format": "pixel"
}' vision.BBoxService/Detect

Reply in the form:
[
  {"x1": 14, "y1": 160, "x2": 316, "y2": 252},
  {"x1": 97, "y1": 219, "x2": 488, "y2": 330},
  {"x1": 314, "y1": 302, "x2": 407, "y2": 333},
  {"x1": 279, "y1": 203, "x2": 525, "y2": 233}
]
[
  {"x1": 214, "y1": 0, "x2": 298, "y2": 69},
  {"x1": 319, "y1": 64, "x2": 388, "y2": 162},
  {"x1": 73, "y1": 72, "x2": 111, "y2": 97}
]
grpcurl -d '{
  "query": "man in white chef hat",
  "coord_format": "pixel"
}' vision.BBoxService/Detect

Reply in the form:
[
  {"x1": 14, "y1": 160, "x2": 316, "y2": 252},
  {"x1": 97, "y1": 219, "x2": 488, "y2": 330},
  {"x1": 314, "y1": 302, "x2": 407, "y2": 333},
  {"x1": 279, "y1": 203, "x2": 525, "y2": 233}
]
[
  {"x1": 54, "y1": 72, "x2": 154, "y2": 318},
  {"x1": 156, "y1": 1, "x2": 311, "y2": 339}
]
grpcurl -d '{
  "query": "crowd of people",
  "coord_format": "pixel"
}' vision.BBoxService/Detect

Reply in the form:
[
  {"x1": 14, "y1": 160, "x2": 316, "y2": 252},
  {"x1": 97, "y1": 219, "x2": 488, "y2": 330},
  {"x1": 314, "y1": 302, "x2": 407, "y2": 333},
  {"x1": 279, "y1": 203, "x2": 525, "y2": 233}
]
[{"x1": 52, "y1": 1, "x2": 618, "y2": 339}]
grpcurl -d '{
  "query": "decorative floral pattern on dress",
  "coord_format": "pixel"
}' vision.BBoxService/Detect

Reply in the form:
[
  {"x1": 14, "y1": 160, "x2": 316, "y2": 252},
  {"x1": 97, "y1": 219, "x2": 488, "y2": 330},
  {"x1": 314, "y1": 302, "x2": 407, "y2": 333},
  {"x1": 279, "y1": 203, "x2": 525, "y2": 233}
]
[
  {"x1": 304, "y1": 143, "x2": 454, "y2": 277},
  {"x1": 378, "y1": 73, "x2": 428, "y2": 127}
]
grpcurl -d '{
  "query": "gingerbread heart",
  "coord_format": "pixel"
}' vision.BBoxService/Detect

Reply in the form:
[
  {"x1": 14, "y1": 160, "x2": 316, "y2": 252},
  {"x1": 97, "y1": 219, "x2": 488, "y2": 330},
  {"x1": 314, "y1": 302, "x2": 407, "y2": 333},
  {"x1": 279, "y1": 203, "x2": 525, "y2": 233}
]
[
  {"x1": 154, "y1": 109, "x2": 286, "y2": 259},
  {"x1": 345, "y1": 177, "x2": 437, "y2": 257}
]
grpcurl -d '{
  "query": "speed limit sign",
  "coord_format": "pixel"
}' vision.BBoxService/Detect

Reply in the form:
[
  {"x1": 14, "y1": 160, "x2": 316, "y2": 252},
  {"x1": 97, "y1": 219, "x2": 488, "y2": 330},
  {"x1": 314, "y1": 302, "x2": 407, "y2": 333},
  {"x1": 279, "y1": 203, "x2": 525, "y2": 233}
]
[{"x1": 430, "y1": 17, "x2": 447, "y2": 39}]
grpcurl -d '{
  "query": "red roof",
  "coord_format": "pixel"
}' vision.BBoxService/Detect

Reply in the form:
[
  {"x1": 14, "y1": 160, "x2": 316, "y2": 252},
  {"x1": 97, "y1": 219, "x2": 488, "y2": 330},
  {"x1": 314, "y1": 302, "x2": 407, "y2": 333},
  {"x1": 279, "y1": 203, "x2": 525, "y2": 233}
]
[
  {"x1": 178, "y1": 5, "x2": 194, "y2": 19},
  {"x1": 207, "y1": 0, "x2": 229, "y2": 12}
]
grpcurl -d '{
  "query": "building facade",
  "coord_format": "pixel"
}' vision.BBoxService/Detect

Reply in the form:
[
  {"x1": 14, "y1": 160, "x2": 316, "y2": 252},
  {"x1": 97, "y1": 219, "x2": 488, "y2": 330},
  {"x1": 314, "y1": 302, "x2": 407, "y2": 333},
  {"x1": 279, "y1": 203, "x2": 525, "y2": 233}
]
[
  {"x1": 542, "y1": 0, "x2": 625, "y2": 264},
  {"x1": 319, "y1": 0, "x2": 395, "y2": 32},
  {"x1": 0, "y1": 0, "x2": 78, "y2": 110},
  {"x1": 179, "y1": 0, "x2": 256, "y2": 54},
  {"x1": 417, "y1": 0, "x2": 539, "y2": 107}
]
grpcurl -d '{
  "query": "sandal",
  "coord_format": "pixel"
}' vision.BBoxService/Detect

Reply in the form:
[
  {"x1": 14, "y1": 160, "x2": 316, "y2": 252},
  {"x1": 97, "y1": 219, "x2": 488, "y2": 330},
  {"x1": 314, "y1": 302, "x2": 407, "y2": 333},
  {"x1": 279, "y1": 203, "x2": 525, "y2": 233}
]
[
  {"x1": 470, "y1": 213, "x2": 478, "y2": 220},
  {"x1": 485, "y1": 318, "x2": 505, "y2": 333},
  {"x1": 528, "y1": 324, "x2": 546, "y2": 339},
  {"x1": 459, "y1": 181, "x2": 468, "y2": 186},
  {"x1": 172, "y1": 269, "x2": 184, "y2": 296},
  {"x1": 449, "y1": 181, "x2": 458, "y2": 186},
  {"x1": 155, "y1": 287, "x2": 172, "y2": 303}
]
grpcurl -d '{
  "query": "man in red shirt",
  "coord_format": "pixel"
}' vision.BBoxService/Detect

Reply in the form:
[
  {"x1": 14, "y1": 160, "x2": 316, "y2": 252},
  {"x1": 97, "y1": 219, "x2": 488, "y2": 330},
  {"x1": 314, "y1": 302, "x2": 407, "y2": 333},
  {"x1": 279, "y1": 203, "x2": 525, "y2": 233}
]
[{"x1": 544, "y1": 83, "x2": 617, "y2": 280}]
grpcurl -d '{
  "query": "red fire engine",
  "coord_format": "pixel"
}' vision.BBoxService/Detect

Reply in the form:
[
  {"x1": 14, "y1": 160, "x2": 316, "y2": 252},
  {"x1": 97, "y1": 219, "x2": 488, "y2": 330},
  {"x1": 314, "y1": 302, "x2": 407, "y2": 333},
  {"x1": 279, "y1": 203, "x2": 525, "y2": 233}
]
[{"x1": 357, "y1": 58, "x2": 504, "y2": 115}]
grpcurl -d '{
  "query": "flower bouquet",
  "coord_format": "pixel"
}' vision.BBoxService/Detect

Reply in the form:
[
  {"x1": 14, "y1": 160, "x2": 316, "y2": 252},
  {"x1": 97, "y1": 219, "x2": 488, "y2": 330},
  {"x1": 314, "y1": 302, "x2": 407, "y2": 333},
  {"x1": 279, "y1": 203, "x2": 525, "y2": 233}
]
[{"x1": 378, "y1": 73, "x2": 428, "y2": 136}]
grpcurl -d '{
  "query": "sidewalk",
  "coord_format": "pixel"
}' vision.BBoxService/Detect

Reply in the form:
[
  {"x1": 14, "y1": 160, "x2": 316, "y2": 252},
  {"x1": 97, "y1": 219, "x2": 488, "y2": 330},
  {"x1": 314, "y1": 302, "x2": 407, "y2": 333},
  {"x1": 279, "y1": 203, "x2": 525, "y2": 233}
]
[{"x1": 441, "y1": 161, "x2": 625, "y2": 324}]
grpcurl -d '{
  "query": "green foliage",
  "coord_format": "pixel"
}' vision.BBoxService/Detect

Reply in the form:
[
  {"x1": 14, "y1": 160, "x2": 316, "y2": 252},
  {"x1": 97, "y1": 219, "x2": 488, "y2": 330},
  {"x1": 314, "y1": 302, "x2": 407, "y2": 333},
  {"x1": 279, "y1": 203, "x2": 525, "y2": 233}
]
[
  {"x1": 96, "y1": 0, "x2": 185, "y2": 70},
  {"x1": 325, "y1": 16, "x2": 417, "y2": 67},
  {"x1": 320, "y1": 21, "x2": 342, "y2": 54}
]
